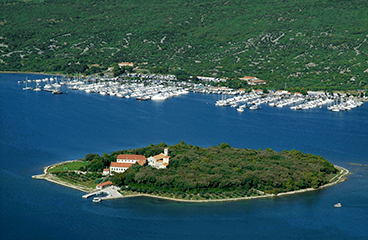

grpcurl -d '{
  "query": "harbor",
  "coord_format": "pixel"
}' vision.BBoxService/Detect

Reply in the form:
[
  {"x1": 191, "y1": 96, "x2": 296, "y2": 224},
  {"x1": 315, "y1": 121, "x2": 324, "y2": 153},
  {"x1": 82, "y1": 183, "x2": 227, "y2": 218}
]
[
  {"x1": 18, "y1": 75, "x2": 365, "y2": 113},
  {"x1": 215, "y1": 91, "x2": 365, "y2": 112},
  {"x1": 18, "y1": 74, "x2": 191, "y2": 100}
]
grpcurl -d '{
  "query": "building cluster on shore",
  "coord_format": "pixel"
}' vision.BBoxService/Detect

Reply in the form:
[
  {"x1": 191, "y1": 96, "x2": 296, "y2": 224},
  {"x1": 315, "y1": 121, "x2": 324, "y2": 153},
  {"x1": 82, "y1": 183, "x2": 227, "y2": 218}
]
[{"x1": 105, "y1": 148, "x2": 170, "y2": 176}]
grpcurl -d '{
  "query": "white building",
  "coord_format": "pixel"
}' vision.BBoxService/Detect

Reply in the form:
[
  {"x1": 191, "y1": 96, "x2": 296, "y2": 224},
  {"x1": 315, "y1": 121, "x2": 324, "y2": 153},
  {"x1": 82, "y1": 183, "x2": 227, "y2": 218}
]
[
  {"x1": 110, "y1": 154, "x2": 147, "y2": 174},
  {"x1": 147, "y1": 148, "x2": 170, "y2": 169}
]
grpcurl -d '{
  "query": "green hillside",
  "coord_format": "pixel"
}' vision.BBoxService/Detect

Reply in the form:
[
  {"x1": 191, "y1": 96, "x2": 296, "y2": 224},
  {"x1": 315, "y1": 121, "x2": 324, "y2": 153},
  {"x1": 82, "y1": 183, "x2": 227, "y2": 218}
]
[{"x1": 1, "y1": 0, "x2": 367, "y2": 91}]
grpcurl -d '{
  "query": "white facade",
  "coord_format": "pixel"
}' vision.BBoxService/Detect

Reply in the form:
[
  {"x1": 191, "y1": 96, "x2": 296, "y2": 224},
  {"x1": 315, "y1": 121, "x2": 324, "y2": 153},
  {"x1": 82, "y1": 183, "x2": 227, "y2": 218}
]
[{"x1": 110, "y1": 166, "x2": 129, "y2": 173}]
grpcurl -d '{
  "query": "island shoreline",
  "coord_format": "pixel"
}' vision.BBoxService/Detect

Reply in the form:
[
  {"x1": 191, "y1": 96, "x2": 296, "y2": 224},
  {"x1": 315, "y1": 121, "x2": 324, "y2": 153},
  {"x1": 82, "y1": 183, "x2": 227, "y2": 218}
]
[{"x1": 32, "y1": 160, "x2": 350, "y2": 203}]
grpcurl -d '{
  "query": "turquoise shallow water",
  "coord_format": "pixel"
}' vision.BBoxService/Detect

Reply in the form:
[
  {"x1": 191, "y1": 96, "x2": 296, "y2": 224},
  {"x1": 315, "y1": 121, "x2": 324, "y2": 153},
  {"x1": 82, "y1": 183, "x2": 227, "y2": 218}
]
[{"x1": 0, "y1": 73, "x2": 367, "y2": 240}]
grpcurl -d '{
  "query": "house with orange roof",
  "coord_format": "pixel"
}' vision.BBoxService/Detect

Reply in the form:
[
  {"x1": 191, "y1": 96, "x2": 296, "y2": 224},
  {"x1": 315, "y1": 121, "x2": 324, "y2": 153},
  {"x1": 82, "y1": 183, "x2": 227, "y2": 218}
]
[
  {"x1": 110, "y1": 162, "x2": 134, "y2": 174},
  {"x1": 102, "y1": 168, "x2": 110, "y2": 176},
  {"x1": 147, "y1": 148, "x2": 170, "y2": 169},
  {"x1": 239, "y1": 76, "x2": 267, "y2": 85},
  {"x1": 96, "y1": 181, "x2": 113, "y2": 190},
  {"x1": 118, "y1": 62, "x2": 134, "y2": 68},
  {"x1": 110, "y1": 154, "x2": 147, "y2": 174},
  {"x1": 117, "y1": 154, "x2": 146, "y2": 165},
  {"x1": 251, "y1": 79, "x2": 267, "y2": 85},
  {"x1": 275, "y1": 90, "x2": 289, "y2": 95},
  {"x1": 254, "y1": 89, "x2": 264, "y2": 95},
  {"x1": 239, "y1": 76, "x2": 257, "y2": 81}
]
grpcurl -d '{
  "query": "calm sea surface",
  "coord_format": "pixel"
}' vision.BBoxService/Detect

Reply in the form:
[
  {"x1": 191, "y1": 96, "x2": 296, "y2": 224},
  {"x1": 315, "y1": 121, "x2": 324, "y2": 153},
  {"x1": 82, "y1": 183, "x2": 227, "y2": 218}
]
[{"x1": 1, "y1": 73, "x2": 367, "y2": 240}]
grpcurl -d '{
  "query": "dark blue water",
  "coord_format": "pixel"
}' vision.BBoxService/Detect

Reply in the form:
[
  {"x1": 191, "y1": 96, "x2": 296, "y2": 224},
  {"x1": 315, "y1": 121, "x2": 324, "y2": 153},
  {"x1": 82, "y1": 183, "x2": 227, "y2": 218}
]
[{"x1": 1, "y1": 73, "x2": 367, "y2": 240}]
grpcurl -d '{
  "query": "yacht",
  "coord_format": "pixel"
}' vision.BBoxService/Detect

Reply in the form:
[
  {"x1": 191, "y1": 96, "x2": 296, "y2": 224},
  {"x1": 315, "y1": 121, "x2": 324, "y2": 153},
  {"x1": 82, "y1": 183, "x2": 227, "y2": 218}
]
[{"x1": 151, "y1": 93, "x2": 168, "y2": 101}]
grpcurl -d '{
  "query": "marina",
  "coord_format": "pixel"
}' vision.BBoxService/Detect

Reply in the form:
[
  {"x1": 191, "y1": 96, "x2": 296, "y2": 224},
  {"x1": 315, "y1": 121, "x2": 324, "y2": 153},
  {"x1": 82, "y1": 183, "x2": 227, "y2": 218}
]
[
  {"x1": 18, "y1": 75, "x2": 190, "y2": 100},
  {"x1": 215, "y1": 91, "x2": 365, "y2": 112},
  {"x1": 18, "y1": 76, "x2": 365, "y2": 113}
]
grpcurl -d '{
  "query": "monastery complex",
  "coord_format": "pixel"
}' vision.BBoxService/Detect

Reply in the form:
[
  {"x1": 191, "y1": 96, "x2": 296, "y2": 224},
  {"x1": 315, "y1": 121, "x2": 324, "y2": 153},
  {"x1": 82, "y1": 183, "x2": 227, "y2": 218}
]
[{"x1": 106, "y1": 148, "x2": 170, "y2": 175}]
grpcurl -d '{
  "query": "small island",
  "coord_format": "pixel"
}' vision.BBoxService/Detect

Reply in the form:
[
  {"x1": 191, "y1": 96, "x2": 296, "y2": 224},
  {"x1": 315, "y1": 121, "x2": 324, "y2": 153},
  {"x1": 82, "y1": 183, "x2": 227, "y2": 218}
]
[{"x1": 33, "y1": 142, "x2": 349, "y2": 202}]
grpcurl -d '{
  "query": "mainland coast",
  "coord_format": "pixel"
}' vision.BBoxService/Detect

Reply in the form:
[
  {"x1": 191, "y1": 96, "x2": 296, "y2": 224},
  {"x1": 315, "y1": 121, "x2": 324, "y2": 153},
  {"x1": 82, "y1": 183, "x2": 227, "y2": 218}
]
[
  {"x1": 33, "y1": 160, "x2": 350, "y2": 203},
  {"x1": 1, "y1": 71, "x2": 65, "y2": 76}
]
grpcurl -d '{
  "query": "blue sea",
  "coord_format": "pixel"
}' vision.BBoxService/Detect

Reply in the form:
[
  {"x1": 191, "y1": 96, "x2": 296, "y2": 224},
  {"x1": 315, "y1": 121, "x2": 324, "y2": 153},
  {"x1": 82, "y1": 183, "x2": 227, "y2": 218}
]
[{"x1": 1, "y1": 73, "x2": 367, "y2": 240}]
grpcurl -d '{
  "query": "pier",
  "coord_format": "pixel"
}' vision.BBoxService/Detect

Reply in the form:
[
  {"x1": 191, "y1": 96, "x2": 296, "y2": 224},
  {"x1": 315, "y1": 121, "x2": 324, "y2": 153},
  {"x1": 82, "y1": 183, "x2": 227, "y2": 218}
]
[
  {"x1": 82, "y1": 190, "x2": 103, "y2": 199},
  {"x1": 82, "y1": 186, "x2": 124, "y2": 200}
]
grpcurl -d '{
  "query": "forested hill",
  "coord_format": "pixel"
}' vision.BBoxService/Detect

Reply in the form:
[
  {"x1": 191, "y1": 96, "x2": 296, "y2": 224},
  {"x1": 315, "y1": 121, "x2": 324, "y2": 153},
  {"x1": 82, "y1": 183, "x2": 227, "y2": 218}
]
[
  {"x1": 1, "y1": 0, "x2": 367, "y2": 91},
  {"x1": 110, "y1": 142, "x2": 338, "y2": 196}
]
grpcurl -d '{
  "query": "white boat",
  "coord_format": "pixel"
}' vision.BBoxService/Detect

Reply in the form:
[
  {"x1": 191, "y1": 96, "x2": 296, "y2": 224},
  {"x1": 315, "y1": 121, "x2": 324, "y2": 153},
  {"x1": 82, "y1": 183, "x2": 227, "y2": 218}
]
[
  {"x1": 231, "y1": 103, "x2": 238, "y2": 108},
  {"x1": 237, "y1": 108, "x2": 244, "y2": 112},
  {"x1": 33, "y1": 82, "x2": 42, "y2": 91},
  {"x1": 142, "y1": 95, "x2": 151, "y2": 101},
  {"x1": 44, "y1": 84, "x2": 53, "y2": 89},
  {"x1": 93, "y1": 197, "x2": 102, "y2": 203},
  {"x1": 334, "y1": 203, "x2": 342, "y2": 208},
  {"x1": 249, "y1": 104, "x2": 261, "y2": 110},
  {"x1": 22, "y1": 78, "x2": 32, "y2": 90},
  {"x1": 151, "y1": 93, "x2": 168, "y2": 101}
]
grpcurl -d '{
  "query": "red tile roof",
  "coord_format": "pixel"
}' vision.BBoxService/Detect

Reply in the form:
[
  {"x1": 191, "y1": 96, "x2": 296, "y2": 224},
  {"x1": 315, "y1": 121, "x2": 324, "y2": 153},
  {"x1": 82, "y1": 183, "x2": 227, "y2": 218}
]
[
  {"x1": 152, "y1": 153, "x2": 170, "y2": 160},
  {"x1": 97, "y1": 181, "x2": 113, "y2": 187},
  {"x1": 110, "y1": 162, "x2": 134, "y2": 168},
  {"x1": 137, "y1": 159, "x2": 147, "y2": 166},
  {"x1": 117, "y1": 154, "x2": 146, "y2": 161}
]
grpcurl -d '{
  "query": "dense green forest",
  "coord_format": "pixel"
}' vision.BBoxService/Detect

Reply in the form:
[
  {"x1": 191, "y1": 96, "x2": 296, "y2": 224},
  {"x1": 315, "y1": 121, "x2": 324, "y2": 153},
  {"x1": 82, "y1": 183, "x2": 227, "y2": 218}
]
[
  {"x1": 83, "y1": 142, "x2": 338, "y2": 197},
  {"x1": 1, "y1": 0, "x2": 367, "y2": 91}
]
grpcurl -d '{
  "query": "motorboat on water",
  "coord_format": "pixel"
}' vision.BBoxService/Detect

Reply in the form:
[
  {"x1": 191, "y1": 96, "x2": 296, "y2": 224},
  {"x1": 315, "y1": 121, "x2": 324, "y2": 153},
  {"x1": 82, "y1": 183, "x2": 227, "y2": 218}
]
[
  {"x1": 334, "y1": 203, "x2": 342, "y2": 208},
  {"x1": 93, "y1": 197, "x2": 102, "y2": 203}
]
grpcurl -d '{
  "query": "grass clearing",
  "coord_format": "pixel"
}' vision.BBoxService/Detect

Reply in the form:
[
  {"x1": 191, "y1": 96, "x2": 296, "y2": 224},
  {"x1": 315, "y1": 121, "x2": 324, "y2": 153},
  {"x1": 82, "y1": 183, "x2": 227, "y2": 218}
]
[{"x1": 49, "y1": 161, "x2": 89, "y2": 173}]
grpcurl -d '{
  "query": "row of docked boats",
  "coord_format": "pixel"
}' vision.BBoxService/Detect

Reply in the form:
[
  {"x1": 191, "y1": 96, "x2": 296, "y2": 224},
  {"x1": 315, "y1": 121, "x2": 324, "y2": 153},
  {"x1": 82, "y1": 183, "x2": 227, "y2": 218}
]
[
  {"x1": 67, "y1": 80, "x2": 190, "y2": 100},
  {"x1": 327, "y1": 99, "x2": 363, "y2": 112},
  {"x1": 215, "y1": 91, "x2": 365, "y2": 113},
  {"x1": 19, "y1": 76, "x2": 192, "y2": 100},
  {"x1": 20, "y1": 77, "x2": 68, "y2": 94}
]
